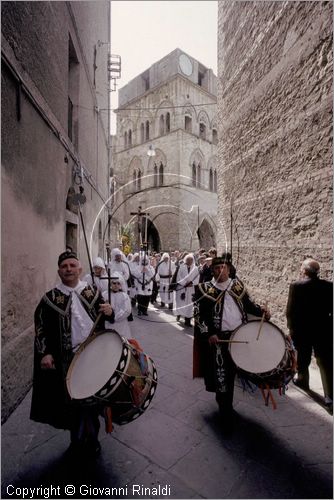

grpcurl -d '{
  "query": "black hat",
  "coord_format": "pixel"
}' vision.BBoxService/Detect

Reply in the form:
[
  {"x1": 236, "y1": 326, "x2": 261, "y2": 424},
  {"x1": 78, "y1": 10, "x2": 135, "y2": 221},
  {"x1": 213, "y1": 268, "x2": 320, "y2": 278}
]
[
  {"x1": 212, "y1": 253, "x2": 232, "y2": 267},
  {"x1": 58, "y1": 251, "x2": 79, "y2": 266}
]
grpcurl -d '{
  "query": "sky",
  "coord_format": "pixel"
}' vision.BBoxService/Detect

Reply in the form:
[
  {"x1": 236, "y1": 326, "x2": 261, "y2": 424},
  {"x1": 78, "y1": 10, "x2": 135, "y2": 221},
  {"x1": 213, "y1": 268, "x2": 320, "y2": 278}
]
[{"x1": 109, "y1": 0, "x2": 218, "y2": 133}]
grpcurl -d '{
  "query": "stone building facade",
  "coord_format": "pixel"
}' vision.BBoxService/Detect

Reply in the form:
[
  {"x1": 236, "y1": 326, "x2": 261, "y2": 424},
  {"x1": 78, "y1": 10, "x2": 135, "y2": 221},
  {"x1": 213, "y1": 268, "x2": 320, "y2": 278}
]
[
  {"x1": 111, "y1": 48, "x2": 217, "y2": 253},
  {"x1": 217, "y1": 1, "x2": 332, "y2": 329},
  {"x1": 1, "y1": 1, "x2": 111, "y2": 422}
]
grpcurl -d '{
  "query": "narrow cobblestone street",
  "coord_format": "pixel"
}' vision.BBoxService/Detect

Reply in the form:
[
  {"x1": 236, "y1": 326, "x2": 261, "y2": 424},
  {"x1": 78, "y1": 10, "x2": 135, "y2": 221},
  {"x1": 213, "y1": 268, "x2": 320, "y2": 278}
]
[{"x1": 2, "y1": 304, "x2": 332, "y2": 499}]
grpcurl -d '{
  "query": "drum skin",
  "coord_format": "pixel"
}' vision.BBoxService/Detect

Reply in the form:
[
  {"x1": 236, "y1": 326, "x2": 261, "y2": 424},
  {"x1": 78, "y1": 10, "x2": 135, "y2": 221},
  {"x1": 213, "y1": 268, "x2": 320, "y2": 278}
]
[
  {"x1": 229, "y1": 320, "x2": 296, "y2": 388},
  {"x1": 66, "y1": 329, "x2": 158, "y2": 424}
]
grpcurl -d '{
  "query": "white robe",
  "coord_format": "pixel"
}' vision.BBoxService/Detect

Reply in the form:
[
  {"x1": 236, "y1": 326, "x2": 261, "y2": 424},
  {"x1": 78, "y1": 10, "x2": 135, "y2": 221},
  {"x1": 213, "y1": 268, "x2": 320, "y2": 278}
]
[
  {"x1": 107, "y1": 261, "x2": 130, "y2": 293},
  {"x1": 132, "y1": 265, "x2": 155, "y2": 296},
  {"x1": 128, "y1": 261, "x2": 140, "y2": 299},
  {"x1": 103, "y1": 290, "x2": 132, "y2": 338},
  {"x1": 173, "y1": 263, "x2": 200, "y2": 318},
  {"x1": 157, "y1": 260, "x2": 176, "y2": 304}
]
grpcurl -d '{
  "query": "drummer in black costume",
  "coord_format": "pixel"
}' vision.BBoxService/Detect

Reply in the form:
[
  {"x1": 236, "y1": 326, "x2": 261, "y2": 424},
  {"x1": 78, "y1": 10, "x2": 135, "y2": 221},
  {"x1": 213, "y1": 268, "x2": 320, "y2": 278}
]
[
  {"x1": 30, "y1": 251, "x2": 114, "y2": 458},
  {"x1": 193, "y1": 253, "x2": 270, "y2": 430}
]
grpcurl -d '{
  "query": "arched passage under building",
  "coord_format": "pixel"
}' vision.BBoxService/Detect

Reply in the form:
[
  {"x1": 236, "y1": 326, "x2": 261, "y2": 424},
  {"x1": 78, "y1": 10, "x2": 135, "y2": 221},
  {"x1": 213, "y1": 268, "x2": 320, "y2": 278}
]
[
  {"x1": 197, "y1": 218, "x2": 216, "y2": 249},
  {"x1": 146, "y1": 218, "x2": 161, "y2": 252},
  {"x1": 132, "y1": 217, "x2": 161, "y2": 253}
]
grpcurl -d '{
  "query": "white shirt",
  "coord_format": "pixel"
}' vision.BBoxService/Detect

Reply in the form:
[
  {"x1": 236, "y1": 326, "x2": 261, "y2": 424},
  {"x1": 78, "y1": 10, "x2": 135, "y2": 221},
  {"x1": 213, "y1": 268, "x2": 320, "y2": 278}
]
[
  {"x1": 212, "y1": 278, "x2": 243, "y2": 331},
  {"x1": 56, "y1": 280, "x2": 94, "y2": 351}
]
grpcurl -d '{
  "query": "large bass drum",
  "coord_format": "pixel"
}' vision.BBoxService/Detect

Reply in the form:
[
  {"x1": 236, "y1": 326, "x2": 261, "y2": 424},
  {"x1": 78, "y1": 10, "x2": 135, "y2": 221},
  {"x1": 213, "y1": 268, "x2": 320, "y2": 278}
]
[
  {"x1": 228, "y1": 320, "x2": 296, "y2": 389},
  {"x1": 66, "y1": 329, "x2": 158, "y2": 425}
]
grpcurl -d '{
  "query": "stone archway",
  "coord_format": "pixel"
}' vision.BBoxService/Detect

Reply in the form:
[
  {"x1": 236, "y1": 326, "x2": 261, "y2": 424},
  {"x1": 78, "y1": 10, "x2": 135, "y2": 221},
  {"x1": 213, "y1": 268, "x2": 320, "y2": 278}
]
[
  {"x1": 197, "y1": 219, "x2": 215, "y2": 249},
  {"x1": 146, "y1": 218, "x2": 161, "y2": 252}
]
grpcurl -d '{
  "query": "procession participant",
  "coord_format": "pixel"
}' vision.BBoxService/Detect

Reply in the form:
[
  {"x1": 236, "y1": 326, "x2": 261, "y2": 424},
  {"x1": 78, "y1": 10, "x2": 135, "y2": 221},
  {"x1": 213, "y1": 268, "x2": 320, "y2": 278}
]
[
  {"x1": 171, "y1": 249, "x2": 181, "y2": 265},
  {"x1": 132, "y1": 254, "x2": 155, "y2": 316},
  {"x1": 30, "y1": 251, "x2": 114, "y2": 457},
  {"x1": 199, "y1": 253, "x2": 213, "y2": 283},
  {"x1": 103, "y1": 272, "x2": 132, "y2": 339},
  {"x1": 128, "y1": 253, "x2": 140, "y2": 306},
  {"x1": 286, "y1": 258, "x2": 333, "y2": 408},
  {"x1": 83, "y1": 256, "x2": 109, "y2": 294},
  {"x1": 127, "y1": 253, "x2": 133, "y2": 265},
  {"x1": 193, "y1": 254, "x2": 270, "y2": 429},
  {"x1": 194, "y1": 248, "x2": 206, "y2": 265},
  {"x1": 149, "y1": 253, "x2": 159, "y2": 305},
  {"x1": 208, "y1": 247, "x2": 217, "y2": 259},
  {"x1": 156, "y1": 252, "x2": 175, "y2": 309},
  {"x1": 173, "y1": 253, "x2": 199, "y2": 327},
  {"x1": 107, "y1": 248, "x2": 130, "y2": 293}
]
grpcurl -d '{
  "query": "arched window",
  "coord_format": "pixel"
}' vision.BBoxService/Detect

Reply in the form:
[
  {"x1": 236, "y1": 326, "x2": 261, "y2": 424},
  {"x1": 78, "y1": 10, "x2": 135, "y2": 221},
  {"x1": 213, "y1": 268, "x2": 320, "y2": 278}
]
[
  {"x1": 185, "y1": 115, "x2": 192, "y2": 133},
  {"x1": 212, "y1": 129, "x2": 218, "y2": 145},
  {"x1": 166, "y1": 112, "x2": 170, "y2": 133},
  {"x1": 192, "y1": 162, "x2": 196, "y2": 187},
  {"x1": 199, "y1": 122, "x2": 206, "y2": 140},
  {"x1": 145, "y1": 120, "x2": 150, "y2": 141},
  {"x1": 140, "y1": 123, "x2": 145, "y2": 143},
  {"x1": 209, "y1": 168, "x2": 213, "y2": 191},
  {"x1": 137, "y1": 169, "x2": 142, "y2": 191},
  {"x1": 159, "y1": 115, "x2": 165, "y2": 136},
  {"x1": 98, "y1": 220, "x2": 103, "y2": 254},
  {"x1": 154, "y1": 163, "x2": 158, "y2": 187},
  {"x1": 133, "y1": 170, "x2": 137, "y2": 190},
  {"x1": 214, "y1": 169, "x2": 217, "y2": 192},
  {"x1": 197, "y1": 164, "x2": 201, "y2": 188},
  {"x1": 159, "y1": 162, "x2": 164, "y2": 186},
  {"x1": 124, "y1": 131, "x2": 128, "y2": 148},
  {"x1": 128, "y1": 129, "x2": 132, "y2": 146}
]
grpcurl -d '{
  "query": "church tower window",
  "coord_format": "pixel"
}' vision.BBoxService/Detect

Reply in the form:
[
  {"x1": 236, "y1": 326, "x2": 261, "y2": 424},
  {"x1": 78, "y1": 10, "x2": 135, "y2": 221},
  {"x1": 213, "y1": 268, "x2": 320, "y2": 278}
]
[
  {"x1": 185, "y1": 115, "x2": 192, "y2": 133},
  {"x1": 154, "y1": 163, "x2": 158, "y2": 187},
  {"x1": 159, "y1": 115, "x2": 165, "y2": 136},
  {"x1": 159, "y1": 162, "x2": 164, "y2": 186},
  {"x1": 197, "y1": 164, "x2": 201, "y2": 187},
  {"x1": 137, "y1": 169, "x2": 141, "y2": 190},
  {"x1": 192, "y1": 163, "x2": 196, "y2": 187},
  {"x1": 166, "y1": 112, "x2": 170, "y2": 133},
  {"x1": 209, "y1": 168, "x2": 213, "y2": 191},
  {"x1": 199, "y1": 122, "x2": 206, "y2": 140}
]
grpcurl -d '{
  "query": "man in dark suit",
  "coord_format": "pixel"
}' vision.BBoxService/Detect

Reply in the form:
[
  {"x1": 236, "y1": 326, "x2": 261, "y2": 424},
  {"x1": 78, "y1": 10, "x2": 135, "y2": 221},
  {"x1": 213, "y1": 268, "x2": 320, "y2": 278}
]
[{"x1": 286, "y1": 258, "x2": 333, "y2": 407}]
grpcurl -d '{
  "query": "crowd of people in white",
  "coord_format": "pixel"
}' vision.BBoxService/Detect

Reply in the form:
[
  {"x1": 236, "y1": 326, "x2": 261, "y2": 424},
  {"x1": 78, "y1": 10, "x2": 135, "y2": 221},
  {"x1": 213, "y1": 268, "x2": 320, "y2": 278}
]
[{"x1": 83, "y1": 246, "x2": 218, "y2": 332}]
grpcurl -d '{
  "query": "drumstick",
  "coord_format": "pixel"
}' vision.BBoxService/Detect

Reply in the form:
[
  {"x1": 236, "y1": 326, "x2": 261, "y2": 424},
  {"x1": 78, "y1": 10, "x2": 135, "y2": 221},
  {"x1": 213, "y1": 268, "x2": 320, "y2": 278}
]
[
  {"x1": 256, "y1": 302, "x2": 268, "y2": 341},
  {"x1": 88, "y1": 312, "x2": 103, "y2": 338},
  {"x1": 217, "y1": 339, "x2": 249, "y2": 344}
]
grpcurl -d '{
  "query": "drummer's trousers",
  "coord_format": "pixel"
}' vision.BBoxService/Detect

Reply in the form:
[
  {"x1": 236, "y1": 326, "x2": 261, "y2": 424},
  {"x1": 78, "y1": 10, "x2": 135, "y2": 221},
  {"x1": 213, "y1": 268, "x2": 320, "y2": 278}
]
[
  {"x1": 70, "y1": 406, "x2": 101, "y2": 445},
  {"x1": 214, "y1": 340, "x2": 236, "y2": 417}
]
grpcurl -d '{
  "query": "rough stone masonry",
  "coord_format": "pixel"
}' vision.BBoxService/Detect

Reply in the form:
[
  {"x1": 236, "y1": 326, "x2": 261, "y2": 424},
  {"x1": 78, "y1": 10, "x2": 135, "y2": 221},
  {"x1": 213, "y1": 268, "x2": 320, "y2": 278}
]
[{"x1": 217, "y1": 1, "x2": 332, "y2": 330}]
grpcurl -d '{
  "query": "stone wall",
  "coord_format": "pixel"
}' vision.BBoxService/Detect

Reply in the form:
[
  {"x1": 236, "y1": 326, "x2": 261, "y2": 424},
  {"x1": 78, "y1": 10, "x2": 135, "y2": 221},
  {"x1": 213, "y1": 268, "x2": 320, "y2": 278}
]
[
  {"x1": 217, "y1": 1, "x2": 333, "y2": 331},
  {"x1": 1, "y1": 1, "x2": 110, "y2": 422}
]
